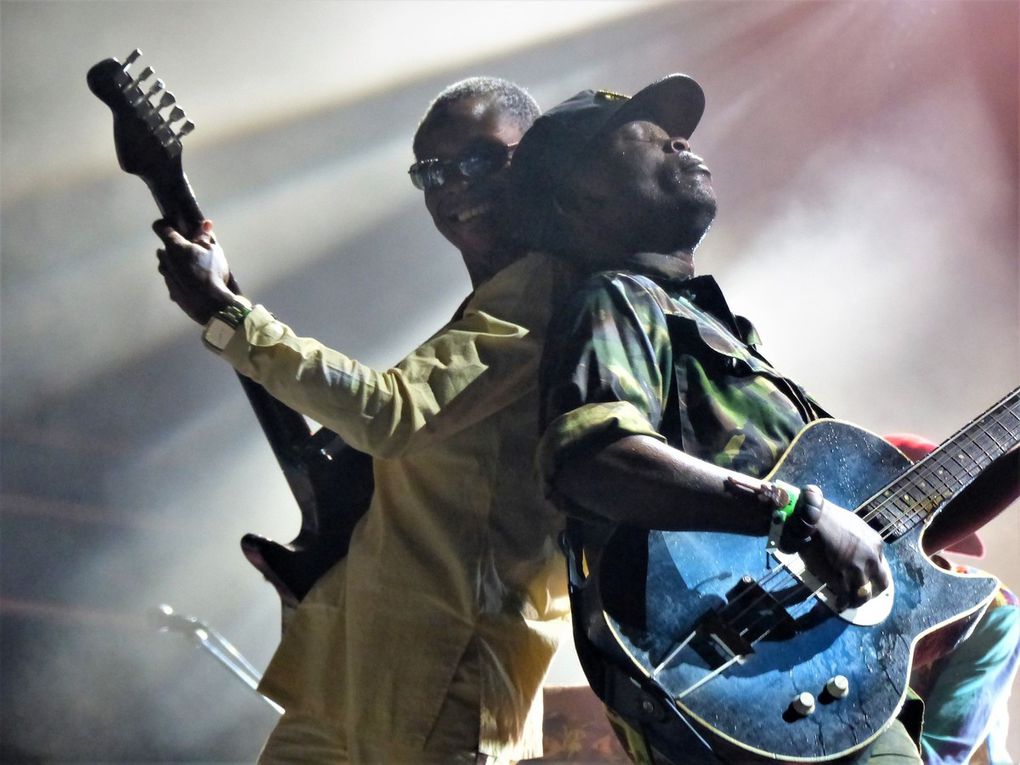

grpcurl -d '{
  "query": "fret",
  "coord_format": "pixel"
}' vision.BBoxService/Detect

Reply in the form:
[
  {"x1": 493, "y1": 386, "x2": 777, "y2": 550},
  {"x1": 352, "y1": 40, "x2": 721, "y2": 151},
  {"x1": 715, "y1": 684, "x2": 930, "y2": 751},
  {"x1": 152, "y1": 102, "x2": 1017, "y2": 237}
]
[
  {"x1": 994, "y1": 400, "x2": 1020, "y2": 424},
  {"x1": 871, "y1": 492, "x2": 918, "y2": 535},
  {"x1": 959, "y1": 431, "x2": 996, "y2": 466},
  {"x1": 859, "y1": 387, "x2": 1018, "y2": 539},
  {"x1": 898, "y1": 478, "x2": 941, "y2": 525},
  {"x1": 924, "y1": 464, "x2": 963, "y2": 494},
  {"x1": 941, "y1": 448, "x2": 981, "y2": 479},
  {"x1": 895, "y1": 465, "x2": 949, "y2": 504},
  {"x1": 974, "y1": 419, "x2": 1007, "y2": 451},
  {"x1": 869, "y1": 504, "x2": 909, "y2": 539},
  {"x1": 987, "y1": 409, "x2": 1020, "y2": 445}
]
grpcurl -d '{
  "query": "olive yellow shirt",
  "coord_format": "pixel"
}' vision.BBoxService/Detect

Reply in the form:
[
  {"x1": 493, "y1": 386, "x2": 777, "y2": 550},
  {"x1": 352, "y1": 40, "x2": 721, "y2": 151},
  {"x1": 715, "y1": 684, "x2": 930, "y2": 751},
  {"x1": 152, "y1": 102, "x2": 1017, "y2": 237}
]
[{"x1": 209, "y1": 252, "x2": 576, "y2": 761}]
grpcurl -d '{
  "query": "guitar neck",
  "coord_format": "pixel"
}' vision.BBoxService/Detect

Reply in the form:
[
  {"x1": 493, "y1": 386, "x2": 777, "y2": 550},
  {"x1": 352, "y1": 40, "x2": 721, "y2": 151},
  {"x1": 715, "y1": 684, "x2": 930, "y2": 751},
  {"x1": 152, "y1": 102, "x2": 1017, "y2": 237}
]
[
  {"x1": 143, "y1": 155, "x2": 205, "y2": 239},
  {"x1": 89, "y1": 51, "x2": 371, "y2": 600},
  {"x1": 863, "y1": 387, "x2": 1020, "y2": 537},
  {"x1": 145, "y1": 156, "x2": 323, "y2": 527}
]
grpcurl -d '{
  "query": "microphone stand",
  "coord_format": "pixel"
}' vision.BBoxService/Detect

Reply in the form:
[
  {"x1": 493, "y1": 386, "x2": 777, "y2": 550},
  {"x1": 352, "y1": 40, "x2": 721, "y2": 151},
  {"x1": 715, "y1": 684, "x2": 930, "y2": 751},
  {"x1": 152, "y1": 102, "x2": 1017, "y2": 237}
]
[{"x1": 151, "y1": 603, "x2": 283, "y2": 714}]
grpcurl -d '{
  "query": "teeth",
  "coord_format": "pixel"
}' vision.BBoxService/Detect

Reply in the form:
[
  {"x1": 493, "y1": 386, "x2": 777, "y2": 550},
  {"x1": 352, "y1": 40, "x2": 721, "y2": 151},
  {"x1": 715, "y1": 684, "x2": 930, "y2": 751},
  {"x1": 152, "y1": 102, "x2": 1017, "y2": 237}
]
[{"x1": 454, "y1": 203, "x2": 491, "y2": 223}]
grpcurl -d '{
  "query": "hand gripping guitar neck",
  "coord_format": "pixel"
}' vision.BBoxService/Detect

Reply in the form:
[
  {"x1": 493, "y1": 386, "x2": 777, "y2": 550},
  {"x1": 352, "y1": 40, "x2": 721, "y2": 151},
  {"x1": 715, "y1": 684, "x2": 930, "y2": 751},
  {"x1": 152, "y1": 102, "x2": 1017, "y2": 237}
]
[{"x1": 87, "y1": 50, "x2": 374, "y2": 620}]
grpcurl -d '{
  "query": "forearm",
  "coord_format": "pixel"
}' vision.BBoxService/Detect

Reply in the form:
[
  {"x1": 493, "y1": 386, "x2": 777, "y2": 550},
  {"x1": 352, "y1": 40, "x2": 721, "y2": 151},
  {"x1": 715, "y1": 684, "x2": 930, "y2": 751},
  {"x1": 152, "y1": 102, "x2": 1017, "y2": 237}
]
[
  {"x1": 213, "y1": 303, "x2": 528, "y2": 457},
  {"x1": 554, "y1": 433, "x2": 893, "y2": 606},
  {"x1": 552, "y1": 434, "x2": 774, "y2": 535},
  {"x1": 214, "y1": 305, "x2": 426, "y2": 456}
]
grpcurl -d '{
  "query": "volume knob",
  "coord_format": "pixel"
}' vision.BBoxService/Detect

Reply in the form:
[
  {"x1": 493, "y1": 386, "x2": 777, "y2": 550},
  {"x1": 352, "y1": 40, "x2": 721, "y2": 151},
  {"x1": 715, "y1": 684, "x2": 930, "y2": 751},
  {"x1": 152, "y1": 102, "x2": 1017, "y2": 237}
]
[
  {"x1": 791, "y1": 691, "x2": 816, "y2": 716},
  {"x1": 826, "y1": 675, "x2": 850, "y2": 699}
]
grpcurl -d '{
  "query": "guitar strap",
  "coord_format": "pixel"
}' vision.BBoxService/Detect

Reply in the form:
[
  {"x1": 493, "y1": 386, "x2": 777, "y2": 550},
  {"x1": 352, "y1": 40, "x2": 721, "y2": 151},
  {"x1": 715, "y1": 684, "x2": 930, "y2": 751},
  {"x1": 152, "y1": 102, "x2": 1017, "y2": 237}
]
[
  {"x1": 561, "y1": 517, "x2": 723, "y2": 765},
  {"x1": 604, "y1": 706, "x2": 654, "y2": 765}
]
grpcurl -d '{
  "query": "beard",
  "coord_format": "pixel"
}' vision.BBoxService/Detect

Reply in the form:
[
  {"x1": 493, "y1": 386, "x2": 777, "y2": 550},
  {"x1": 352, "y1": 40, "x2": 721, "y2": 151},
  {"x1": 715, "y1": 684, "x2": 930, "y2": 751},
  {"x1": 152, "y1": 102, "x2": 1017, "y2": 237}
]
[
  {"x1": 618, "y1": 180, "x2": 718, "y2": 255},
  {"x1": 668, "y1": 187, "x2": 717, "y2": 252}
]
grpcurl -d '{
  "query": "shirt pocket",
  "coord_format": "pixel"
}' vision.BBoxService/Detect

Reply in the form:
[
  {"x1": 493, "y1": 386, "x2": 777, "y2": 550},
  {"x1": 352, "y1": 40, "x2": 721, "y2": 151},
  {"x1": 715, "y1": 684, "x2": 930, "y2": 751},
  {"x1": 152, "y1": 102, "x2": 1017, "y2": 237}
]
[{"x1": 663, "y1": 313, "x2": 797, "y2": 473}]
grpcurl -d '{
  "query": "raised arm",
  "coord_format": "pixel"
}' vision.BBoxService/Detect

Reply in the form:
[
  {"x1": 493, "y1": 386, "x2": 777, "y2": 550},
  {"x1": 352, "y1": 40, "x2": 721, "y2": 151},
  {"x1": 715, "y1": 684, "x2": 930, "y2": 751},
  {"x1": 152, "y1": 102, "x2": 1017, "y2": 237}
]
[{"x1": 153, "y1": 221, "x2": 545, "y2": 458}]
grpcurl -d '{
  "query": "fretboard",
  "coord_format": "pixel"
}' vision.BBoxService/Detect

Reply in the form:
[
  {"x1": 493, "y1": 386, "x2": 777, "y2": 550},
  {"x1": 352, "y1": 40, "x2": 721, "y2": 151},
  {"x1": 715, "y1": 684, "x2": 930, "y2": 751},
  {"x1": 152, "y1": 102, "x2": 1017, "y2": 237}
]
[{"x1": 861, "y1": 387, "x2": 1020, "y2": 539}]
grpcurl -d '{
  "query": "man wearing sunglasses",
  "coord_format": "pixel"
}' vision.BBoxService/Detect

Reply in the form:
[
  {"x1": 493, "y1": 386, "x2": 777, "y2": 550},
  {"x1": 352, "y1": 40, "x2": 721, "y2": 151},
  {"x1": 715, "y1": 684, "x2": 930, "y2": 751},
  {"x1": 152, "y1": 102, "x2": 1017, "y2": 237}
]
[{"x1": 154, "y1": 77, "x2": 581, "y2": 764}]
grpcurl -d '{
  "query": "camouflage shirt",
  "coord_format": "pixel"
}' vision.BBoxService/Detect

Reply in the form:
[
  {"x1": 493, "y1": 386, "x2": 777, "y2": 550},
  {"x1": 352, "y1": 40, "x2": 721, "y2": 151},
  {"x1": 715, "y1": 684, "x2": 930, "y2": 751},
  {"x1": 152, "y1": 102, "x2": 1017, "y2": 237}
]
[{"x1": 538, "y1": 270, "x2": 827, "y2": 492}]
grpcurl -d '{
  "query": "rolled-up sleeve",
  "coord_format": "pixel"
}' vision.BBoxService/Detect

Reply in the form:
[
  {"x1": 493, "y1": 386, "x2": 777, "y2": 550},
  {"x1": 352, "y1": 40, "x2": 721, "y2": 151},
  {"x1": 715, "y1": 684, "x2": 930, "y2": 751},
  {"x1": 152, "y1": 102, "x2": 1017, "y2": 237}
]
[{"x1": 537, "y1": 272, "x2": 672, "y2": 493}]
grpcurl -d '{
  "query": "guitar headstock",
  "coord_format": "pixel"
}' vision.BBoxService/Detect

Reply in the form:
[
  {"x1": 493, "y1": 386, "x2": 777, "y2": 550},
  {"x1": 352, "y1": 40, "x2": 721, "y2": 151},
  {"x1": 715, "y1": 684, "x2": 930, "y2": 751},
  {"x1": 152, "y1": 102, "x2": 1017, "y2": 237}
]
[{"x1": 87, "y1": 49, "x2": 195, "y2": 182}]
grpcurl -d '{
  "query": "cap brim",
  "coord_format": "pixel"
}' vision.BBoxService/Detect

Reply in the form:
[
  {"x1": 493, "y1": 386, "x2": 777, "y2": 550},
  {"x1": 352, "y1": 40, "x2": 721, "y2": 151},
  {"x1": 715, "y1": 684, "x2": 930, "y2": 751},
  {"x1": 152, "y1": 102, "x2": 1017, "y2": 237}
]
[{"x1": 605, "y1": 73, "x2": 705, "y2": 139}]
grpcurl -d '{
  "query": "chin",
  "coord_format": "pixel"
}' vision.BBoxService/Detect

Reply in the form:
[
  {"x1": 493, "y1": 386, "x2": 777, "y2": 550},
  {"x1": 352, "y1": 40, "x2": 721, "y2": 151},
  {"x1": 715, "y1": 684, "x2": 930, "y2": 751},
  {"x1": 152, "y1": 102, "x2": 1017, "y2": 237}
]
[{"x1": 663, "y1": 194, "x2": 717, "y2": 253}]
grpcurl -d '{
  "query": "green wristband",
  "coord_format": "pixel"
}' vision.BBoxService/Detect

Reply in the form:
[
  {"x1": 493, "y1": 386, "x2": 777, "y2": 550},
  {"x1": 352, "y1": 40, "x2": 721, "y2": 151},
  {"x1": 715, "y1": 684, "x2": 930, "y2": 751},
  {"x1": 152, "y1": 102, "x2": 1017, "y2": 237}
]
[{"x1": 772, "y1": 481, "x2": 800, "y2": 521}]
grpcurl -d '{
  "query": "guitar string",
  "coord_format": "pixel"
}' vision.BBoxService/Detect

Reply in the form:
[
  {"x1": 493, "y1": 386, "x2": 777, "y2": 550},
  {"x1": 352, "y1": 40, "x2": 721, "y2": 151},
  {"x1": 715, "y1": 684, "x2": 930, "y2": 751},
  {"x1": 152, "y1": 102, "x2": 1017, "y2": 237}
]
[
  {"x1": 652, "y1": 408, "x2": 1020, "y2": 681},
  {"x1": 854, "y1": 402, "x2": 1019, "y2": 544},
  {"x1": 858, "y1": 395, "x2": 1019, "y2": 536},
  {"x1": 658, "y1": 444, "x2": 1001, "y2": 684},
  {"x1": 867, "y1": 404, "x2": 1017, "y2": 527},
  {"x1": 688, "y1": 406, "x2": 1020, "y2": 654},
  {"x1": 655, "y1": 394, "x2": 1020, "y2": 688},
  {"x1": 865, "y1": 420, "x2": 1018, "y2": 542}
]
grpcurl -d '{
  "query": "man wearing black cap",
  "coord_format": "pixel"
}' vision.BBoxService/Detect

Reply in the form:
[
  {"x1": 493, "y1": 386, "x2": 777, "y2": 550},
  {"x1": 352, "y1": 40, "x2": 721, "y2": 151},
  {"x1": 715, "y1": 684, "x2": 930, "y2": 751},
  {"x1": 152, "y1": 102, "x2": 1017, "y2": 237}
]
[
  {"x1": 514, "y1": 75, "x2": 1017, "y2": 764},
  {"x1": 517, "y1": 73, "x2": 893, "y2": 616}
]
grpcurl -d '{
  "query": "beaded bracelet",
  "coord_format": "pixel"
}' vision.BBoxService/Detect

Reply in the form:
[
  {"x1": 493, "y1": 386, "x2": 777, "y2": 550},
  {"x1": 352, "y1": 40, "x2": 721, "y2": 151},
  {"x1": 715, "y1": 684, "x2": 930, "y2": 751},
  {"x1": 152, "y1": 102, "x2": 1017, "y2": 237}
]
[{"x1": 723, "y1": 475, "x2": 801, "y2": 551}]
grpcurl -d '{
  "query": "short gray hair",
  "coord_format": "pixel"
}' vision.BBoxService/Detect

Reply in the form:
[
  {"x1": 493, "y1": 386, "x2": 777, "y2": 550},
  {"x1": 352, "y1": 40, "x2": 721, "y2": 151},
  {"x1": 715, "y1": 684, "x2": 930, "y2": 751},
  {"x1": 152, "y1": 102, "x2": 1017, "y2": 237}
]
[{"x1": 413, "y1": 77, "x2": 540, "y2": 158}]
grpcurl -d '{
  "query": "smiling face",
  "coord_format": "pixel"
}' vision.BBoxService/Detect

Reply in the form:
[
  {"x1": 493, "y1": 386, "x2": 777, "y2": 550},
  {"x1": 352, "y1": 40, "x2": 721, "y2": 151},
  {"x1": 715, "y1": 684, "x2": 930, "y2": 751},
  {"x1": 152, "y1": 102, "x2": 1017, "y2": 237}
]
[
  {"x1": 566, "y1": 118, "x2": 718, "y2": 261},
  {"x1": 416, "y1": 95, "x2": 527, "y2": 286}
]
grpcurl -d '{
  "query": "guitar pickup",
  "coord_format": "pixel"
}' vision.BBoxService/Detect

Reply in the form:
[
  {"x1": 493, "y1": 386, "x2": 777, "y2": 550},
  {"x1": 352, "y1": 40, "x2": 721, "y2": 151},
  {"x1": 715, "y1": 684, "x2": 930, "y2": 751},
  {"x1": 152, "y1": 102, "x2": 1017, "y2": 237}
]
[{"x1": 698, "y1": 610, "x2": 755, "y2": 661}]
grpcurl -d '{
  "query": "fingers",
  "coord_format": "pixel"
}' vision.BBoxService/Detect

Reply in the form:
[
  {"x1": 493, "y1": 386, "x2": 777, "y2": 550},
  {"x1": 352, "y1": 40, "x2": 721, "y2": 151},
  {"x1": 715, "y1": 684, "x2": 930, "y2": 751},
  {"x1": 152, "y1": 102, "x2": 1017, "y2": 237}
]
[
  {"x1": 843, "y1": 568, "x2": 871, "y2": 609},
  {"x1": 781, "y1": 485, "x2": 824, "y2": 551},
  {"x1": 195, "y1": 218, "x2": 217, "y2": 248},
  {"x1": 152, "y1": 219, "x2": 191, "y2": 248},
  {"x1": 152, "y1": 218, "x2": 217, "y2": 249},
  {"x1": 152, "y1": 219, "x2": 174, "y2": 244},
  {"x1": 801, "y1": 484, "x2": 823, "y2": 509},
  {"x1": 840, "y1": 551, "x2": 891, "y2": 610},
  {"x1": 873, "y1": 553, "x2": 892, "y2": 594}
]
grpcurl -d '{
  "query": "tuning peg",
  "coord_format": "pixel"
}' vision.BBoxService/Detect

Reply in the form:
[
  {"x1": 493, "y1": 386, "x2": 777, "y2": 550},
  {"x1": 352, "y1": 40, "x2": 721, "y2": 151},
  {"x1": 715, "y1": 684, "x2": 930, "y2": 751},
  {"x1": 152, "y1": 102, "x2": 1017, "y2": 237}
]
[
  {"x1": 132, "y1": 65, "x2": 154, "y2": 86},
  {"x1": 127, "y1": 65, "x2": 154, "y2": 93},
  {"x1": 122, "y1": 49, "x2": 142, "y2": 70},
  {"x1": 156, "y1": 91, "x2": 176, "y2": 110},
  {"x1": 166, "y1": 105, "x2": 186, "y2": 123},
  {"x1": 144, "y1": 78, "x2": 165, "y2": 100},
  {"x1": 177, "y1": 120, "x2": 196, "y2": 139}
]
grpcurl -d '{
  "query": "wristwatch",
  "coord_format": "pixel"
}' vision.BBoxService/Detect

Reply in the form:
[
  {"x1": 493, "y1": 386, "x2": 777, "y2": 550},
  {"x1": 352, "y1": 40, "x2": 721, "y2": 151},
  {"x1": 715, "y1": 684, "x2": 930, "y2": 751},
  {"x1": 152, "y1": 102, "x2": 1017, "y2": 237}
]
[{"x1": 202, "y1": 295, "x2": 253, "y2": 351}]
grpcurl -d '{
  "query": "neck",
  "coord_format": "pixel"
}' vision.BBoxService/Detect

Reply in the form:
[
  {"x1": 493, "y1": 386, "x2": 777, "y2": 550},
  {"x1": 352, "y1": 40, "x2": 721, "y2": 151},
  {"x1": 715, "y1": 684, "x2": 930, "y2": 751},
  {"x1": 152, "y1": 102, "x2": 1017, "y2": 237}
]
[
  {"x1": 565, "y1": 216, "x2": 697, "y2": 280},
  {"x1": 576, "y1": 245, "x2": 696, "y2": 281},
  {"x1": 623, "y1": 250, "x2": 696, "y2": 281},
  {"x1": 463, "y1": 246, "x2": 521, "y2": 289}
]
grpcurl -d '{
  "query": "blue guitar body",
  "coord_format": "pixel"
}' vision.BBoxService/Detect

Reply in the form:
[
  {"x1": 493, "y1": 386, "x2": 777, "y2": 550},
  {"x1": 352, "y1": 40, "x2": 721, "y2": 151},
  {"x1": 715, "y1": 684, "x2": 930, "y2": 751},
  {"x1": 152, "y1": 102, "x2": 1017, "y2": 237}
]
[{"x1": 567, "y1": 419, "x2": 1001, "y2": 763}]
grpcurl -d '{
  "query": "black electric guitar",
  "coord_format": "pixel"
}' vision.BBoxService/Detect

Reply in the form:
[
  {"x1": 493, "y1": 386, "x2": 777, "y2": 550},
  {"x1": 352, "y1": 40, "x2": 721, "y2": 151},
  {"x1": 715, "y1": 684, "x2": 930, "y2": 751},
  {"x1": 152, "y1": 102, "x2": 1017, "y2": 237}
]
[
  {"x1": 87, "y1": 50, "x2": 373, "y2": 612},
  {"x1": 565, "y1": 387, "x2": 1018, "y2": 763}
]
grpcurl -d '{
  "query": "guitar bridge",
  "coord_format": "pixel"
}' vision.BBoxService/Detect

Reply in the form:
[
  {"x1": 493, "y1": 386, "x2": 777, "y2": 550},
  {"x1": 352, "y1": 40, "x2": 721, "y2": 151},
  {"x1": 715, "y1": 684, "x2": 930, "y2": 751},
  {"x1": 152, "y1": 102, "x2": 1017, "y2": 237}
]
[{"x1": 687, "y1": 576, "x2": 795, "y2": 670}]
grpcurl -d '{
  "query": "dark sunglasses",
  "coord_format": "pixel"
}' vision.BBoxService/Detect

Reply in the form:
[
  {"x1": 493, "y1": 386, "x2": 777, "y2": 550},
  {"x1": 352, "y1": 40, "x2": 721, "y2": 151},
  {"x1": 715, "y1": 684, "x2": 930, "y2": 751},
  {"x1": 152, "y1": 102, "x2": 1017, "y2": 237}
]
[{"x1": 408, "y1": 141, "x2": 518, "y2": 191}]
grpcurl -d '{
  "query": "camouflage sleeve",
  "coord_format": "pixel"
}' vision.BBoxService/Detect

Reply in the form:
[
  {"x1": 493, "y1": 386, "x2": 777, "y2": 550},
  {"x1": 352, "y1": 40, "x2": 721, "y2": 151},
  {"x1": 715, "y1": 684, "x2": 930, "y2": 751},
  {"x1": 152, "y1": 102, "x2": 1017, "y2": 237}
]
[{"x1": 537, "y1": 271, "x2": 672, "y2": 491}]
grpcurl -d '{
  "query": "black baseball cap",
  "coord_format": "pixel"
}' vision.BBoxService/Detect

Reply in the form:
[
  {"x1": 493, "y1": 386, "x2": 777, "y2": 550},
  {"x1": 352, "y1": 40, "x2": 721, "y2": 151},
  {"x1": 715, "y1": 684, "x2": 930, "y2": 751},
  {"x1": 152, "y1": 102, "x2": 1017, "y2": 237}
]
[
  {"x1": 513, "y1": 74, "x2": 703, "y2": 188},
  {"x1": 511, "y1": 74, "x2": 705, "y2": 246}
]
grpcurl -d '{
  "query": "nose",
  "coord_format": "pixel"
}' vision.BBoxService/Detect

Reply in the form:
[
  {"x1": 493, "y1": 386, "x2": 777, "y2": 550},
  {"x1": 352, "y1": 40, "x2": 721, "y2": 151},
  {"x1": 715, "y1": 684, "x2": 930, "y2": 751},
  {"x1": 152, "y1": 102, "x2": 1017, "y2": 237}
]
[
  {"x1": 437, "y1": 170, "x2": 471, "y2": 195},
  {"x1": 668, "y1": 137, "x2": 690, "y2": 153}
]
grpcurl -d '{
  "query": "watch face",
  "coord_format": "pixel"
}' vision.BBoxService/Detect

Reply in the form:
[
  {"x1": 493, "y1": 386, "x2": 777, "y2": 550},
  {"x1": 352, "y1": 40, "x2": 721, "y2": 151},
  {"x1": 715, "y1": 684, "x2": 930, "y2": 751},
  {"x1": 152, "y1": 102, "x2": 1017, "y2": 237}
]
[{"x1": 203, "y1": 317, "x2": 238, "y2": 351}]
